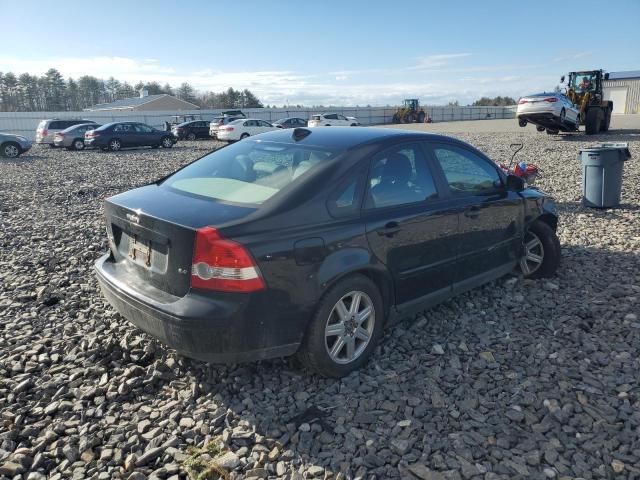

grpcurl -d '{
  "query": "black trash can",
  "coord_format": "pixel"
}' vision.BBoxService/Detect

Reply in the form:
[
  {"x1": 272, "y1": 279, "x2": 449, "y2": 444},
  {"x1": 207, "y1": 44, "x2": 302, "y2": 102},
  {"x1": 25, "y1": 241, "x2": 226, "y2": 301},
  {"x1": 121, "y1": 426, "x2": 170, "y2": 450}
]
[{"x1": 578, "y1": 143, "x2": 631, "y2": 208}]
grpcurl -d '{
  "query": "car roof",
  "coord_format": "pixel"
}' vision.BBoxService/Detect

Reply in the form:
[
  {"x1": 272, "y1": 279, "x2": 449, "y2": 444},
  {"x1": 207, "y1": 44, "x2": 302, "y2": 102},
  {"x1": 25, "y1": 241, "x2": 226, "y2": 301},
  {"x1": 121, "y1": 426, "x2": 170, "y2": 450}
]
[
  {"x1": 248, "y1": 126, "x2": 459, "y2": 150},
  {"x1": 62, "y1": 123, "x2": 100, "y2": 131}
]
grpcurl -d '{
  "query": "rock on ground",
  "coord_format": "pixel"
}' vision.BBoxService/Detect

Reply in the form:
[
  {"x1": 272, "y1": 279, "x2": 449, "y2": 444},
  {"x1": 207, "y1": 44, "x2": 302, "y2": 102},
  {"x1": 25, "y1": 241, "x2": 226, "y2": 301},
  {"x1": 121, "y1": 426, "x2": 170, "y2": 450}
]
[{"x1": 0, "y1": 131, "x2": 639, "y2": 479}]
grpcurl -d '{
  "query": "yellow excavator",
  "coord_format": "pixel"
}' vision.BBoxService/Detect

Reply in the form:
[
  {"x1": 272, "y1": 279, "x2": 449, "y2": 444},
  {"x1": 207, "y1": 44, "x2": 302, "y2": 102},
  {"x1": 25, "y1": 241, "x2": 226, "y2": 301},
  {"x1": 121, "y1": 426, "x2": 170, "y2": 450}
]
[
  {"x1": 563, "y1": 70, "x2": 613, "y2": 134},
  {"x1": 392, "y1": 99, "x2": 427, "y2": 123}
]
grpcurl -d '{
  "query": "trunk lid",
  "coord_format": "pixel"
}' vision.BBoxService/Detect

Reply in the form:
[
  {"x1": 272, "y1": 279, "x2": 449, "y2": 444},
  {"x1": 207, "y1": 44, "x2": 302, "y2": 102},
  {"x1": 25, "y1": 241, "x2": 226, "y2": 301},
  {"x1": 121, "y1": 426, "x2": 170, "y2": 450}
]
[{"x1": 104, "y1": 184, "x2": 256, "y2": 296}]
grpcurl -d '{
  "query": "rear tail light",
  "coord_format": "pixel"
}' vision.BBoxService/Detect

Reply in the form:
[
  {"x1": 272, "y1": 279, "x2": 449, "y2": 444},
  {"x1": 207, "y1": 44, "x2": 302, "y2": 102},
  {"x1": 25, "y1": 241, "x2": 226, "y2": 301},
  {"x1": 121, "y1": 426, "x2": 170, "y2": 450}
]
[
  {"x1": 191, "y1": 227, "x2": 265, "y2": 292},
  {"x1": 544, "y1": 97, "x2": 558, "y2": 103},
  {"x1": 85, "y1": 131, "x2": 99, "y2": 138},
  {"x1": 518, "y1": 99, "x2": 528, "y2": 104},
  {"x1": 42, "y1": 129, "x2": 48, "y2": 136},
  {"x1": 220, "y1": 126, "x2": 234, "y2": 131}
]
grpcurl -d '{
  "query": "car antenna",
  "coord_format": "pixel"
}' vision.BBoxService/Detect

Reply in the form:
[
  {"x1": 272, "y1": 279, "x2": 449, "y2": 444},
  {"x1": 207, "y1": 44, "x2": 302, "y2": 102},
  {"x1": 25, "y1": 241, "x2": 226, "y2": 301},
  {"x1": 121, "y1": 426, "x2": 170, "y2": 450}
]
[
  {"x1": 509, "y1": 143, "x2": 523, "y2": 170},
  {"x1": 292, "y1": 128, "x2": 312, "y2": 141}
]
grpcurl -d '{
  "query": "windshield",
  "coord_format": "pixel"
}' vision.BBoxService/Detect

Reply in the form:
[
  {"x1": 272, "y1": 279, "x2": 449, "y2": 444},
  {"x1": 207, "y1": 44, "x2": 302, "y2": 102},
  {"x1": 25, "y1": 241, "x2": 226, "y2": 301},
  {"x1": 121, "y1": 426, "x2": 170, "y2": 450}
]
[
  {"x1": 163, "y1": 140, "x2": 341, "y2": 205},
  {"x1": 571, "y1": 72, "x2": 597, "y2": 92}
]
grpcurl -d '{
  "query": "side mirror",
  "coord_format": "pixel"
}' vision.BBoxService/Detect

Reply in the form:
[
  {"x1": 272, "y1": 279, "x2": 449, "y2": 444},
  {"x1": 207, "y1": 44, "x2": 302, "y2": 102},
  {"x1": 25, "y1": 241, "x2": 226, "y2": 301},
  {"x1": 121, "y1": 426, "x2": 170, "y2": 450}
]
[
  {"x1": 506, "y1": 174, "x2": 525, "y2": 192},
  {"x1": 604, "y1": 73, "x2": 610, "y2": 80},
  {"x1": 560, "y1": 75, "x2": 565, "y2": 83}
]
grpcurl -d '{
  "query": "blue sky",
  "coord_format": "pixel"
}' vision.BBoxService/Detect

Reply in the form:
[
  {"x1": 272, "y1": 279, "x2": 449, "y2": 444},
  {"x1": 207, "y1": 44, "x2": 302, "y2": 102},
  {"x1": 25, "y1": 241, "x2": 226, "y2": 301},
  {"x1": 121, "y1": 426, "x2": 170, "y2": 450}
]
[{"x1": 1, "y1": 0, "x2": 639, "y2": 105}]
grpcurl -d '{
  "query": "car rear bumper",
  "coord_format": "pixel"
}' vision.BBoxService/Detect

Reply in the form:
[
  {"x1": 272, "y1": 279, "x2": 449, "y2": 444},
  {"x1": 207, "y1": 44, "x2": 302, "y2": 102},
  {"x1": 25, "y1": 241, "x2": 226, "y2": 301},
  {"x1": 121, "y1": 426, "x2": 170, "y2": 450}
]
[{"x1": 95, "y1": 254, "x2": 299, "y2": 363}]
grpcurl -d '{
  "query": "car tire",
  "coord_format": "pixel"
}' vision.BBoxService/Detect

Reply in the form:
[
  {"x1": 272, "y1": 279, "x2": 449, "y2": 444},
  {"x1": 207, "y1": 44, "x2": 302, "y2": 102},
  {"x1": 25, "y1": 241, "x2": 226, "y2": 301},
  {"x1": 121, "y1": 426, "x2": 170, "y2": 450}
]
[
  {"x1": 1, "y1": 142, "x2": 21, "y2": 158},
  {"x1": 325, "y1": 124, "x2": 331, "y2": 127},
  {"x1": 187, "y1": 132, "x2": 197, "y2": 141},
  {"x1": 240, "y1": 133, "x2": 250, "y2": 139},
  {"x1": 73, "y1": 139, "x2": 85, "y2": 151},
  {"x1": 520, "y1": 220, "x2": 560, "y2": 279},
  {"x1": 536, "y1": 125, "x2": 546, "y2": 132},
  {"x1": 518, "y1": 118, "x2": 527, "y2": 128},
  {"x1": 559, "y1": 108, "x2": 566, "y2": 124},
  {"x1": 417, "y1": 111, "x2": 426, "y2": 123},
  {"x1": 161, "y1": 136, "x2": 174, "y2": 148},
  {"x1": 298, "y1": 274, "x2": 384, "y2": 377},
  {"x1": 350, "y1": 123, "x2": 357, "y2": 127},
  {"x1": 108, "y1": 139, "x2": 121, "y2": 151}
]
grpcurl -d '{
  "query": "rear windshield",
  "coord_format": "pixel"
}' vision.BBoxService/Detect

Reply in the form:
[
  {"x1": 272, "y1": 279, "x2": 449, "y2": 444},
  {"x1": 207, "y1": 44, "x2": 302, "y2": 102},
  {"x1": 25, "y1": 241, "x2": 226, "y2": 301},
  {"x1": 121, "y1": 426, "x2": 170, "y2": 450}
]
[
  {"x1": 311, "y1": 115, "x2": 321, "y2": 120},
  {"x1": 163, "y1": 140, "x2": 341, "y2": 205}
]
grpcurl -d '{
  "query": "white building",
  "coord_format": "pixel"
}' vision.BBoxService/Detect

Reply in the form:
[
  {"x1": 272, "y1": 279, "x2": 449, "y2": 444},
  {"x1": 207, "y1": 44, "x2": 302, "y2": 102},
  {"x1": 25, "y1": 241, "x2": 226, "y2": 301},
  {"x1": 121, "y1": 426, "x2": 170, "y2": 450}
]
[{"x1": 604, "y1": 71, "x2": 640, "y2": 114}]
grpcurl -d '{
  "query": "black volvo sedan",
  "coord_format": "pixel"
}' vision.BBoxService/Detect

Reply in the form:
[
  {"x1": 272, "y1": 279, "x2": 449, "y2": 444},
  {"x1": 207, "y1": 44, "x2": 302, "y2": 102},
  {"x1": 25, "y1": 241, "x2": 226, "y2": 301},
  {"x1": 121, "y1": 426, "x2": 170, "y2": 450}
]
[{"x1": 95, "y1": 127, "x2": 560, "y2": 377}]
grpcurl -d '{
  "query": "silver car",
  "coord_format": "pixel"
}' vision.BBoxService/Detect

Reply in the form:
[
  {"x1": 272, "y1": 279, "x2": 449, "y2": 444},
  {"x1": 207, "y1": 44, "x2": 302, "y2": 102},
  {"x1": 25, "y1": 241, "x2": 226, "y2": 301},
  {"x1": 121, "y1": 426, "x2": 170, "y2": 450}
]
[
  {"x1": 53, "y1": 123, "x2": 101, "y2": 150},
  {"x1": 517, "y1": 92, "x2": 580, "y2": 134},
  {"x1": 0, "y1": 132, "x2": 32, "y2": 158},
  {"x1": 35, "y1": 118, "x2": 96, "y2": 146}
]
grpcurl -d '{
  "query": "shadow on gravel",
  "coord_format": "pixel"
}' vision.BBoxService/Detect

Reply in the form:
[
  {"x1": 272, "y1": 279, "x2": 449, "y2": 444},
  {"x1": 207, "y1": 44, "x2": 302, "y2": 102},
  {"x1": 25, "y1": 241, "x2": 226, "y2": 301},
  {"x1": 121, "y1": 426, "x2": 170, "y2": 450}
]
[
  {"x1": 556, "y1": 129, "x2": 640, "y2": 142},
  {"x1": 105, "y1": 244, "x2": 640, "y2": 478}
]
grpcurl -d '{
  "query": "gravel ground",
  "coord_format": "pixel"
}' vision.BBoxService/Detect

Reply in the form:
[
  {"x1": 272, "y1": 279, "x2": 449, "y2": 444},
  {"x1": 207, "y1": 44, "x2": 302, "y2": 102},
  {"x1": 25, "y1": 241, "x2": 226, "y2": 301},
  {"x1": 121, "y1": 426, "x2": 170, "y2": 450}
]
[{"x1": 1, "y1": 125, "x2": 639, "y2": 480}]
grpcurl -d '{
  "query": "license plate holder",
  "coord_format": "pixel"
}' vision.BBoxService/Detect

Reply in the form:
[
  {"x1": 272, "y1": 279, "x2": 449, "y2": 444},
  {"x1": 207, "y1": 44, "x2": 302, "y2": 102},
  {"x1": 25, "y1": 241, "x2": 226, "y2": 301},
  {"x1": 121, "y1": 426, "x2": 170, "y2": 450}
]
[{"x1": 128, "y1": 235, "x2": 152, "y2": 267}]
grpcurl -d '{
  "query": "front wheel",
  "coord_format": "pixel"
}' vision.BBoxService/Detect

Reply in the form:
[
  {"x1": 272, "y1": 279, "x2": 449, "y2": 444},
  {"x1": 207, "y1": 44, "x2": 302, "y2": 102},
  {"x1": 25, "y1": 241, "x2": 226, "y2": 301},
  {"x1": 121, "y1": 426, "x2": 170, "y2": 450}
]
[
  {"x1": 298, "y1": 274, "x2": 384, "y2": 377},
  {"x1": 187, "y1": 132, "x2": 197, "y2": 141},
  {"x1": 73, "y1": 139, "x2": 85, "y2": 151},
  {"x1": 518, "y1": 118, "x2": 527, "y2": 128},
  {"x1": 161, "y1": 136, "x2": 174, "y2": 148},
  {"x1": 520, "y1": 220, "x2": 560, "y2": 279},
  {"x1": 1, "y1": 142, "x2": 21, "y2": 158}
]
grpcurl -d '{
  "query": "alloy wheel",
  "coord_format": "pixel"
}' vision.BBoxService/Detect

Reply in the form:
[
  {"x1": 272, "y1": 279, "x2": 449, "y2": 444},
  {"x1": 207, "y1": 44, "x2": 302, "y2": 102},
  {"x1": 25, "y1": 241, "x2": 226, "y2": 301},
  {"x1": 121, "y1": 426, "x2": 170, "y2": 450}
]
[
  {"x1": 3, "y1": 144, "x2": 19, "y2": 158},
  {"x1": 520, "y1": 231, "x2": 545, "y2": 275},
  {"x1": 324, "y1": 291, "x2": 375, "y2": 364},
  {"x1": 162, "y1": 137, "x2": 173, "y2": 148},
  {"x1": 109, "y1": 139, "x2": 121, "y2": 151}
]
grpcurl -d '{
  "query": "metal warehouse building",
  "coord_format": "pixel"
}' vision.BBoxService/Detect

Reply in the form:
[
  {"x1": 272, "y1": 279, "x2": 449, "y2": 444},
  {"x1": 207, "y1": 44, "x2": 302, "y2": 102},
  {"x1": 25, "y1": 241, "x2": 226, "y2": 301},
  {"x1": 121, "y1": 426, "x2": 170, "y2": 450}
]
[{"x1": 604, "y1": 70, "x2": 640, "y2": 114}]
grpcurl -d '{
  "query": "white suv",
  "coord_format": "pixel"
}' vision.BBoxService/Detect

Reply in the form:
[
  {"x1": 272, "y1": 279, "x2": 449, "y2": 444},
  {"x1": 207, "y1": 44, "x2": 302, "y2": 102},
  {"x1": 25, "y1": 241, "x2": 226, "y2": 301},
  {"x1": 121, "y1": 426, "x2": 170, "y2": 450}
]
[
  {"x1": 308, "y1": 113, "x2": 359, "y2": 127},
  {"x1": 36, "y1": 119, "x2": 96, "y2": 146}
]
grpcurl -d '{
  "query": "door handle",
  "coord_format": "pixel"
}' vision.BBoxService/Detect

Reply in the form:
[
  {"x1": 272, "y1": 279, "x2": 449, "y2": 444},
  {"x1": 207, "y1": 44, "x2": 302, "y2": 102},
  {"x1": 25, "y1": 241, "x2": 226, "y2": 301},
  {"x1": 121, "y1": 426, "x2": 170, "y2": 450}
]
[
  {"x1": 464, "y1": 207, "x2": 481, "y2": 219},
  {"x1": 378, "y1": 222, "x2": 401, "y2": 237}
]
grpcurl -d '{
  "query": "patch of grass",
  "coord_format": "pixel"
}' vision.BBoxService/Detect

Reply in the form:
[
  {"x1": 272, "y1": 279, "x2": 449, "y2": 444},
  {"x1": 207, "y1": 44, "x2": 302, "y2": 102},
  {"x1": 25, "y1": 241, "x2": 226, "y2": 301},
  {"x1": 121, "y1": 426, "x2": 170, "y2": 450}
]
[{"x1": 182, "y1": 439, "x2": 230, "y2": 480}]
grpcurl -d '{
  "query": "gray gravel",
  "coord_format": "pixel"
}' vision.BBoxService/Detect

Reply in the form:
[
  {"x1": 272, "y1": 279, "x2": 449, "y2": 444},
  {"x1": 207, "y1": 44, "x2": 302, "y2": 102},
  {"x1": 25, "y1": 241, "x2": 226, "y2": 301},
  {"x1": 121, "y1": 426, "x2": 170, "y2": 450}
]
[{"x1": 1, "y1": 128, "x2": 639, "y2": 480}]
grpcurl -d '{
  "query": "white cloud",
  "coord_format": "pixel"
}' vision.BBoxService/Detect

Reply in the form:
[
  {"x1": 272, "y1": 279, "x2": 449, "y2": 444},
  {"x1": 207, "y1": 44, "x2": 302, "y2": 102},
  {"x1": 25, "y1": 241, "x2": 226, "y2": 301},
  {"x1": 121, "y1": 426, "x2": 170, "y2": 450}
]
[
  {"x1": 0, "y1": 55, "x2": 558, "y2": 106},
  {"x1": 409, "y1": 53, "x2": 472, "y2": 70}
]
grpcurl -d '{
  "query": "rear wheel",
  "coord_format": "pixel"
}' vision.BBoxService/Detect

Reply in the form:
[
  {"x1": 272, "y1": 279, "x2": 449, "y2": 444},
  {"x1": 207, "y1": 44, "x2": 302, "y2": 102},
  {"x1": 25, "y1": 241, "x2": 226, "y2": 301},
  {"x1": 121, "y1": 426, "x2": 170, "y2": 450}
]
[
  {"x1": 392, "y1": 113, "x2": 400, "y2": 124},
  {"x1": 1, "y1": 142, "x2": 20, "y2": 158},
  {"x1": 520, "y1": 220, "x2": 560, "y2": 279},
  {"x1": 518, "y1": 118, "x2": 528, "y2": 127},
  {"x1": 161, "y1": 136, "x2": 174, "y2": 148},
  {"x1": 73, "y1": 139, "x2": 85, "y2": 151},
  {"x1": 108, "y1": 139, "x2": 121, "y2": 151},
  {"x1": 298, "y1": 275, "x2": 384, "y2": 377},
  {"x1": 240, "y1": 133, "x2": 250, "y2": 139},
  {"x1": 187, "y1": 132, "x2": 197, "y2": 141},
  {"x1": 585, "y1": 108, "x2": 602, "y2": 135},
  {"x1": 536, "y1": 125, "x2": 546, "y2": 132}
]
